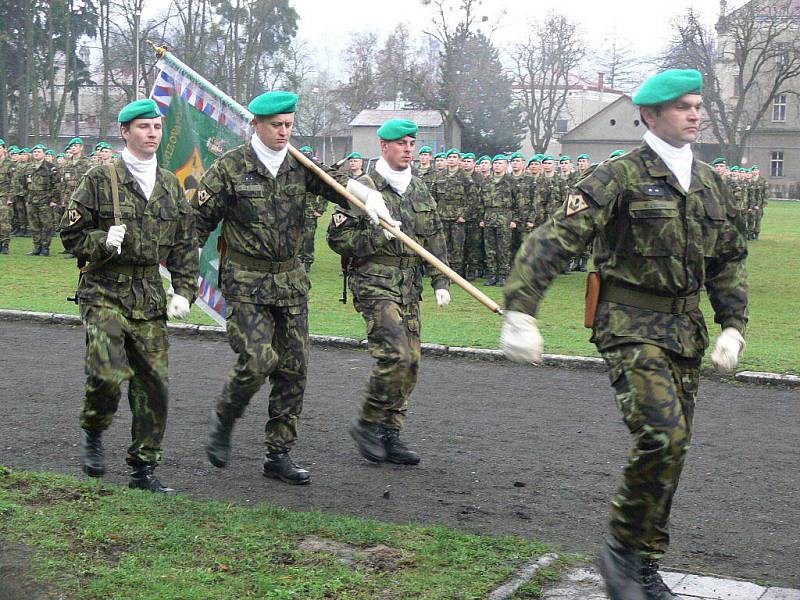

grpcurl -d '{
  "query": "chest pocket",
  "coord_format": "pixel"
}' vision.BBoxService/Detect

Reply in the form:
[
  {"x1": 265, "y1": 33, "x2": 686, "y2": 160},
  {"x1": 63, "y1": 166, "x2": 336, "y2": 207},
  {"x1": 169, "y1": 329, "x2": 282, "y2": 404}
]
[
  {"x1": 411, "y1": 199, "x2": 439, "y2": 236},
  {"x1": 158, "y1": 204, "x2": 180, "y2": 246},
  {"x1": 98, "y1": 202, "x2": 137, "y2": 226},
  {"x1": 628, "y1": 197, "x2": 680, "y2": 257},
  {"x1": 234, "y1": 183, "x2": 274, "y2": 224},
  {"x1": 701, "y1": 196, "x2": 725, "y2": 257}
]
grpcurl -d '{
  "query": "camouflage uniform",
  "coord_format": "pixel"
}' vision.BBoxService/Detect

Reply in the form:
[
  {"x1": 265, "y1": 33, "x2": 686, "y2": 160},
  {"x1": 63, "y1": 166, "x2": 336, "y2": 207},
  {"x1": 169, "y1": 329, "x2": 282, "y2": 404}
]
[
  {"x1": 750, "y1": 176, "x2": 768, "y2": 239},
  {"x1": 464, "y1": 170, "x2": 486, "y2": 277},
  {"x1": 12, "y1": 160, "x2": 29, "y2": 234},
  {"x1": 505, "y1": 144, "x2": 748, "y2": 561},
  {"x1": 327, "y1": 172, "x2": 449, "y2": 429},
  {"x1": 431, "y1": 168, "x2": 470, "y2": 273},
  {"x1": 509, "y1": 172, "x2": 536, "y2": 258},
  {"x1": 300, "y1": 193, "x2": 328, "y2": 269},
  {"x1": 414, "y1": 165, "x2": 437, "y2": 193},
  {"x1": 24, "y1": 159, "x2": 62, "y2": 253},
  {"x1": 59, "y1": 159, "x2": 198, "y2": 467},
  {"x1": 481, "y1": 173, "x2": 517, "y2": 279},
  {"x1": 0, "y1": 158, "x2": 13, "y2": 251},
  {"x1": 194, "y1": 143, "x2": 343, "y2": 454},
  {"x1": 60, "y1": 156, "x2": 91, "y2": 229}
]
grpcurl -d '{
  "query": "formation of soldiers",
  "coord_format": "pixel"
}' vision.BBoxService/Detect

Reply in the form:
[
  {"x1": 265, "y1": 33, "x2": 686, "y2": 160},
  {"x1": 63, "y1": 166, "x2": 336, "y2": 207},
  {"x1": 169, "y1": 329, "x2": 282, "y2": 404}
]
[
  {"x1": 711, "y1": 158, "x2": 769, "y2": 240},
  {"x1": 0, "y1": 138, "x2": 121, "y2": 256},
  {"x1": 413, "y1": 147, "x2": 617, "y2": 285}
]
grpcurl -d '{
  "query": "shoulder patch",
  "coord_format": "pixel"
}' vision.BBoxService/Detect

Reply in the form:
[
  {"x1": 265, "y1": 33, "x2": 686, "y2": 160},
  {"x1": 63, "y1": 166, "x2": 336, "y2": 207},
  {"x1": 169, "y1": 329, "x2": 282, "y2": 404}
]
[
  {"x1": 197, "y1": 189, "x2": 211, "y2": 206},
  {"x1": 565, "y1": 193, "x2": 591, "y2": 217},
  {"x1": 67, "y1": 208, "x2": 81, "y2": 226},
  {"x1": 332, "y1": 212, "x2": 348, "y2": 227}
]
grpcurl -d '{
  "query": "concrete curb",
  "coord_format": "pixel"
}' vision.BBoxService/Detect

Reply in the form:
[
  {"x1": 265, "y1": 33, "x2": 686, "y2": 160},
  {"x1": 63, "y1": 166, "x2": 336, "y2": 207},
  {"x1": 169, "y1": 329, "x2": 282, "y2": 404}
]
[
  {"x1": 2, "y1": 309, "x2": 798, "y2": 388},
  {"x1": 487, "y1": 553, "x2": 560, "y2": 600}
]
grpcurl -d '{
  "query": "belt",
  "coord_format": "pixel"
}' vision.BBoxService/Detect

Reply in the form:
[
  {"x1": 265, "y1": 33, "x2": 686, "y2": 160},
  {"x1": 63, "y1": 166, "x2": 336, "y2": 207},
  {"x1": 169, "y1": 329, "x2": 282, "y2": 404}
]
[
  {"x1": 101, "y1": 263, "x2": 159, "y2": 278},
  {"x1": 226, "y1": 248, "x2": 300, "y2": 273},
  {"x1": 600, "y1": 282, "x2": 700, "y2": 314},
  {"x1": 357, "y1": 255, "x2": 420, "y2": 268}
]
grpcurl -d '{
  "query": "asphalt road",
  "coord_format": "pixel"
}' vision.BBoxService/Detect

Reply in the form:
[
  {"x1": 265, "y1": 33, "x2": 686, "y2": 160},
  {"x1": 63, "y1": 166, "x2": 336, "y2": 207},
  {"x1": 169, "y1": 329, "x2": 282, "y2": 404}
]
[{"x1": 1, "y1": 321, "x2": 797, "y2": 587}]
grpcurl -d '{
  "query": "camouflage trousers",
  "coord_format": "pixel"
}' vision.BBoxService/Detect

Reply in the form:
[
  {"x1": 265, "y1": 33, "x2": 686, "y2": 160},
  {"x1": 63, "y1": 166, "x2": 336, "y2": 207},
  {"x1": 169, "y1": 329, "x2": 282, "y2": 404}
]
[
  {"x1": 464, "y1": 221, "x2": 484, "y2": 274},
  {"x1": 0, "y1": 200, "x2": 11, "y2": 245},
  {"x1": 219, "y1": 300, "x2": 310, "y2": 454},
  {"x1": 27, "y1": 201, "x2": 54, "y2": 249},
  {"x1": 300, "y1": 217, "x2": 319, "y2": 266},
  {"x1": 753, "y1": 209, "x2": 764, "y2": 237},
  {"x1": 602, "y1": 343, "x2": 700, "y2": 560},
  {"x1": 12, "y1": 197, "x2": 27, "y2": 232},
  {"x1": 354, "y1": 299, "x2": 421, "y2": 430},
  {"x1": 79, "y1": 304, "x2": 170, "y2": 467},
  {"x1": 442, "y1": 220, "x2": 465, "y2": 272},
  {"x1": 483, "y1": 225, "x2": 511, "y2": 277}
]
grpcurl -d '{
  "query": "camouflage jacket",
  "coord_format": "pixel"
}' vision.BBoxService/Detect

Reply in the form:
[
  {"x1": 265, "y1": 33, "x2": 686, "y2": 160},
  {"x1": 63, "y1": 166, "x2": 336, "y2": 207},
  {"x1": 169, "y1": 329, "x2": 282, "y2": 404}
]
[
  {"x1": 414, "y1": 165, "x2": 437, "y2": 193},
  {"x1": 465, "y1": 170, "x2": 484, "y2": 221},
  {"x1": 750, "y1": 177, "x2": 768, "y2": 209},
  {"x1": 0, "y1": 160, "x2": 13, "y2": 203},
  {"x1": 60, "y1": 159, "x2": 198, "y2": 320},
  {"x1": 13, "y1": 162, "x2": 31, "y2": 198},
  {"x1": 62, "y1": 156, "x2": 92, "y2": 203},
  {"x1": 194, "y1": 142, "x2": 345, "y2": 306},
  {"x1": 504, "y1": 144, "x2": 748, "y2": 357},
  {"x1": 534, "y1": 174, "x2": 561, "y2": 224},
  {"x1": 327, "y1": 172, "x2": 450, "y2": 305},
  {"x1": 24, "y1": 160, "x2": 62, "y2": 204},
  {"x1": 481, "y1": 174, "x2": 517, "y2": 227},
  {"x1": 431, "y1": 168, "x2": 471, "y2": 220},
  {"x1": 510, "y1": 173, "x2": 536, "y2": 224}
]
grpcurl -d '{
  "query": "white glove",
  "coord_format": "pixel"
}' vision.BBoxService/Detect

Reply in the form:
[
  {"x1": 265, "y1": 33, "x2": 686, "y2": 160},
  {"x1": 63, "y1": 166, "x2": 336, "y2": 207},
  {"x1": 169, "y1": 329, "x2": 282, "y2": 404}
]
[
  {"x1": 435, "y1": 289, "x2": 451, "y2": 308},
  {"x1": 346, "y1": 179, "x2": 394, "y2": 225},
  {"x1": 105, "y1": 224, "x2": 127, "y2": 254},
  {"x1": 711, "y1": 327, "x2": 745, "y2": 372},
  {"x1": 382, "y1": 220, "x2": 402, "y2": 241},
  {"x1": 167, "y1": 294, "x2": 191, "y2": 320},
  {"x1": 500, "y1": 310, "x2": 544, "y2": 365}
]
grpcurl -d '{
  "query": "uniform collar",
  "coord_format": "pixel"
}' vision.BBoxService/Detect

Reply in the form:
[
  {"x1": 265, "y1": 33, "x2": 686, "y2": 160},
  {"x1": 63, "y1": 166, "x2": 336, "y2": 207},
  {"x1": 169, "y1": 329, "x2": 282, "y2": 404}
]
[
  {"x1": 244, "y1": 142, "x2": 295, "y2": 179},
  {"x1": 639, "y1": 144, "x2": 710, "y2": 195}
]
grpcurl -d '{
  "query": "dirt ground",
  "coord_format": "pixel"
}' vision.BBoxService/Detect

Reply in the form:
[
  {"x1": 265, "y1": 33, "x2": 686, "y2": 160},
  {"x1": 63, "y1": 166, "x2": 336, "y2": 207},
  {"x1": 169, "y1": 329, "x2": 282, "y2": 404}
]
[{"x1": 1, "y1": 321, "x2": 798, "y2": 588}]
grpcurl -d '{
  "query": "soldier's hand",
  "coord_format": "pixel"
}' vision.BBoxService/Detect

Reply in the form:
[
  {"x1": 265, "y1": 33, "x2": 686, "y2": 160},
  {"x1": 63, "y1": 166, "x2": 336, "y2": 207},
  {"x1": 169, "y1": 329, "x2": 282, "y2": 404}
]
[
  {"x1": 382, "y1": 219, "x2": 402, "y2": 241},
  {"x1": 167, "y1": 294, "x2": 191, "y2": 320},
  {"x1": 435, "y1": 289, "x2": 451, "y2": 308},
  {"x1": 500, "y1": 310, "x2": 543, "y2": 365},
  {"x1": 509, "y1": 221, "x2": 517, "y2": 229},
  {"x1": 105, "y1": 224, "x2": 127, "y2": 254},
  {"x1": 711, "y1": 327, "x2": 745, "y2": 372}
]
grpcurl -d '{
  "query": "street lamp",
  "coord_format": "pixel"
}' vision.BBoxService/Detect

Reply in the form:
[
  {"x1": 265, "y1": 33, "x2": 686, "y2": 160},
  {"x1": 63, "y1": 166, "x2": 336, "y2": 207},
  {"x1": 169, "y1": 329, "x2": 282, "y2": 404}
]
[{"x1": 134, "y1": 3, "x2": 142, "y2": 100}]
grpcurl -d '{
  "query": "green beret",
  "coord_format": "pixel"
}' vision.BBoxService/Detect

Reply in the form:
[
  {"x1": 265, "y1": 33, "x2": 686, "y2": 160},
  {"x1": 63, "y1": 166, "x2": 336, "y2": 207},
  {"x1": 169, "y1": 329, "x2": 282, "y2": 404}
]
[
  {"x1": 68, "y1": 137, "x2": 84, "y2": 147},
  {"x1": 577, "y1": 153, "x2": 590, "y2": 160},
  {"x1": 45, "y1": 149, "x2": 55, "y2": 155},
  {"x1": 527, "y1": 156, "x2": 538, "y2": 165},
  {"x1": 377, "y1": 118, "x2": 418, "y2": 141},
  {"x1": 509, "y1": 151, "x2": 525, "y2": 160},
  {"x1": 446, "y1": 147, "x2": 460, "y2": 157},
  {"x1": 434, "y1": 152, "x2": 445, "y2": 159},
  {"x1": 609, "y1": 149, "x2": 626, "y2": 158},
  {"x1": 477, "y1": 155, "x2": 491, "y2": 164},
  {"x1": 0, "y1": 138, "x2": 5, "y2": 147},
  {"x1": 752, "y1": 164, "x2": 759, "y2": 169},
  {"x1": 729, "y1": 166, "x2": 739, "y2": 172},
  {"x1": 711, "y1": 157, "x2": 727, "y2": 166},
  {"x1": 299, "y1": 145, "x2": 313, "y2": 153},
  {"x1": 632, "y1": 69, "x2": 703, "y2": 106},
  {"x1": 57, "y1": 153, "x2": 65, "y2": 158},
  {"x1": 248, "y1": 91, "x2": 298, "y2": 116},
  {"x1": 346, "y1": 151, "x2": 362, "y2": 159},
  {"x1": 95, "y1": 141, "x2": 112, "y2": 151},
  {"x1": 21, "y1": 147, "x2": 31, "y2": 153},
  {"x1": 89, "y1": 151, "x2": 96, "y2": 157},
  {"x1": 9, "y1": 145, "x2": 18, "y2": 152},
  {"x1": 492, "y1": 154, "x2": 508, "y2": 162},
  {"x1": 418, "y1": 146, "x2": 433, "y2": 155},
  {"x1": 461, "y1": 152, "x2": 475, "y2": 160},
  {"x1": 118, "y1": 98, "x2": 161, "y2": 123},
  {"x1": 559, "y1": 155, "x2": 572, "y2": 162},
  {"x1": 32, "y1": 143, "x2": 46, "y2": 151},
  {"x1": 541, "y1": 155, "x2": 555, "y2": 162},
  {"x1": 9, "y1": 148, "x2": 19, "y2": 155}
]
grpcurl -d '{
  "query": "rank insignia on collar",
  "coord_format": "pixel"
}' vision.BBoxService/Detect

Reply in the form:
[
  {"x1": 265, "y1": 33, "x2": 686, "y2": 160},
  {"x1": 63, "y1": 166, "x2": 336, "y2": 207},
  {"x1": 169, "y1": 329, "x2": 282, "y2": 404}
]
[
  {"x1": 565, "y1": 193, "x2": 590, "y2": 217},
  {"x1": 67, "y1": 208, "x2": 81, "y2": 225},
  {"x1": 332, "y1": 212, "x2": 348, "y2": 227},
  {"x1": 197, "y1": 189, "x2": 210, "y2": 206}
]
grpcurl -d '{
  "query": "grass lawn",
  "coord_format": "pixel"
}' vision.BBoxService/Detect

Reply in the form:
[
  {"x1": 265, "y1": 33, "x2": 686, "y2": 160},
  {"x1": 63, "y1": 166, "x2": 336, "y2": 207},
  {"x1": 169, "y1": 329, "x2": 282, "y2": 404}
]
[
  {"x1": 0, "y1": 467, "x2": 571, "y2": 600},
  {"x1": 1, "y1": 201, "x2": 797, "y2": 374}
]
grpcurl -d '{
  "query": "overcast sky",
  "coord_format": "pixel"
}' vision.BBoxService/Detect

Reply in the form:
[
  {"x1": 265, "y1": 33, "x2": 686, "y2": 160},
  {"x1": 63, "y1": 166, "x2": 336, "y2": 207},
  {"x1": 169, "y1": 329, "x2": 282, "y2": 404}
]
[{"x1": 291, "y1": 0, "x2": 729, "y2": 77}]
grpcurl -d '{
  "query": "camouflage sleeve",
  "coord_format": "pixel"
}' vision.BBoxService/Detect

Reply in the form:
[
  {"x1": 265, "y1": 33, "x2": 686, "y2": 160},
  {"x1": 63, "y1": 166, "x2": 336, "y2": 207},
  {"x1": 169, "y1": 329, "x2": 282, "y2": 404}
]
[
  {"x1": 164, "y1": 177, "x2": 199, "y2": 303},
  {"x1": 304, "y1": 163, "x2": 351, "y2": 209},
  {"x1": 194, "y1": 159, "x2": 229, "y2": 247},
  {"x1": 504, "y1": 169, "x2": 618, "y2": 316},
  {"x1": 424, "y1": 205, "x2": 451, "y2": 292},
  {"x1": 511, "y1": 184, "x2": 523, "y2": 224},
  {"x1": 326, "y1": 207, "x2": 387, "y2": 258},
  {"x1": 59, "y1": 169, "x2": 115, "y2": 263},
  {"x1": 705, "y1": 179, "x2": 749, "y2": 334}
]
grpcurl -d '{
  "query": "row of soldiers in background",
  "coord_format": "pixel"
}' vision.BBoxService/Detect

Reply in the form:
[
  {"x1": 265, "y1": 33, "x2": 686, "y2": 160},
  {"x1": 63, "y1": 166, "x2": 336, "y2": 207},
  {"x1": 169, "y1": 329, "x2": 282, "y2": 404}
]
[
  {"x1": 0, "y1": 138, "x2": 120, "y2": 256},
  {"x1": 712, "y1": 157, "x2": 768, "y2": 241}
]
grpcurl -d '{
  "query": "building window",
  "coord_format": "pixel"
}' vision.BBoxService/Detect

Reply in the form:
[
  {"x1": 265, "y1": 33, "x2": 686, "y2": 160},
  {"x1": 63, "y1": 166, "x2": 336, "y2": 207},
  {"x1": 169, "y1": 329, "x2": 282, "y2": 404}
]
[
  {"x1": 772, "y1": 94, "x2": 787, "y2": 122},
  {"x1": 771, "y1": 151, "x2": 784, "y2": 177},
  {"x1": 555, "y1": 119, "x2": 569, "y2": 134}
]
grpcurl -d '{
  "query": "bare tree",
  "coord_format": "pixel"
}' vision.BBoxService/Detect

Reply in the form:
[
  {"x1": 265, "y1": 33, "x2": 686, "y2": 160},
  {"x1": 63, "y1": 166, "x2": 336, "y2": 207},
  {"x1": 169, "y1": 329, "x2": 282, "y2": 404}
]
[
  {"x1": 510, "y1": 12, "x2": 586, "y2": 153},
  {"x1": 661, "y1": 1, "x2": 800, "y2": 162},
  {"x1": 595, "y1": 31, "x2": 647, "y2": 93},
  {"x1": 335, "y1": 31, "x2": 380, "y2": 122}
]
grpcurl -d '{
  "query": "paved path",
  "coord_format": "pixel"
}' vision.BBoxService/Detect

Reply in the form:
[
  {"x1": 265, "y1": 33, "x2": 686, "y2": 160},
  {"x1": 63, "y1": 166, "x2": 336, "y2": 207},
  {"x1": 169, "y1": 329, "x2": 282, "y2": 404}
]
[{"x1": 1, "y1": 320, "x2": 798, "y2": 589}]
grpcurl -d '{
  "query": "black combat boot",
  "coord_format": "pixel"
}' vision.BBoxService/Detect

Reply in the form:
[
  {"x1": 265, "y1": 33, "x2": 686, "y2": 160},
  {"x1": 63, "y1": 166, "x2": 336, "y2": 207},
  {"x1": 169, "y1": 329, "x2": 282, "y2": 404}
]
[
  {"x1": 495, "y1": 276, "x2": 506, "y2": 286},
  {"x1": 80, "y1": 428, "x2": 105, "y2": 477},
  {"x1": 382, "y1": 428, "x2": 420, "y2": 465},
  {"x1": 262, "y1": 452, "x2": 310, "y2": 485},
  {"x1": 0, "y1": 242, "x2": 8, "y2": 254},
  {"x1": 484, "y1": 275, "x2": 498, "y2": 286},
  {"x1": 598, "y1": 539, "x2": 647, "y2": 600},
  {"x1": 577, "y1": 256, "x2": 588, "y2": 272},
  {"x1": 40, "y1": 245, "x2": 50, "y2": 256},
  {"x1": 26, "y1": 245, "x2": 41, "y2": 256},
  {"x1": 128, "y1": 464, "x2": 176, "y2": 494},
  {"x1": 349, "y1": 418, "x2": 388, "y2": 463},
  {"x1": 205, "y1": 409, "x2": 235, "y2": 468},
  {"x1": 641, "y1": 559, "x2": 678, "y2": 599}
]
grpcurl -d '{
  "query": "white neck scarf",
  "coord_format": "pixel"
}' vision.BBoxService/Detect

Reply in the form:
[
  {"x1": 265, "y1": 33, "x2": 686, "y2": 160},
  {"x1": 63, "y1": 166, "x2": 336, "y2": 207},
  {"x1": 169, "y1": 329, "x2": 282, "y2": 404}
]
[
  {"x1": 375, "y1": 157, "x2": 412, "y2": 195},
  {"x1": 250, "y1": 133, "x2": 287, "y2": 178},
  {"x1": 643, "y1": 129, "x2": 693, "y2": 193},
  {"x1": 121, "y1": 147, "x2": 157, "y2": 199}
]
